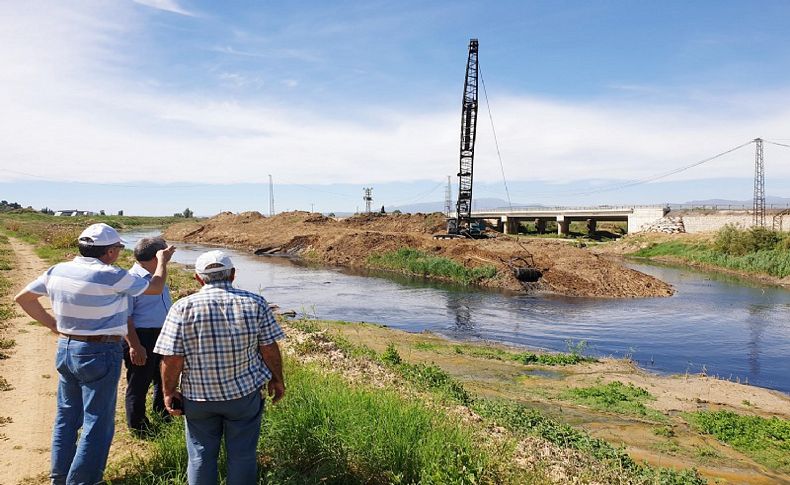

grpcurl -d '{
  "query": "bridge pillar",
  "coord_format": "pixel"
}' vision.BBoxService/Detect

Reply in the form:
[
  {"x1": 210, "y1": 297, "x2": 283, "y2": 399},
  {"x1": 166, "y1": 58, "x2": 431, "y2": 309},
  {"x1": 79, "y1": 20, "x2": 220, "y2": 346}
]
[
  {"x1": 556, "y1": 216, "x2": 570, "y2": 236},
  {"x1": 535, "y1": 219, "x2": 546, "y2": 234},
  {"x1": 586, "y1": 218, "x2": 597, "y2": 236},
  {"x1": 502, "y1": 216, "x2": 520, "y2": 234}
]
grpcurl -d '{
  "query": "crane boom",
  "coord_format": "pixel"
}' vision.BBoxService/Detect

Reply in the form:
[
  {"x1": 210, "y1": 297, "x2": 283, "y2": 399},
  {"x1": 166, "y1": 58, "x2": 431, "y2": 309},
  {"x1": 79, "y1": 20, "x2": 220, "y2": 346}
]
[{"x1": 449, "y1": 38, "x2": 479, "y2": 235}]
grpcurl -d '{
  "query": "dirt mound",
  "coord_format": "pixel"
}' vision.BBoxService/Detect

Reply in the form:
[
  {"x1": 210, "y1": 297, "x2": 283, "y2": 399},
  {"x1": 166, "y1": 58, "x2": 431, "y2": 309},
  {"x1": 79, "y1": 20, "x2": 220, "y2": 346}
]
[
  {"x1": 163, "y1": 212, "x2": 673, "y2": 298},
  {"x1": 340, "y1": 212, "x2": 446, "y2": 234}
]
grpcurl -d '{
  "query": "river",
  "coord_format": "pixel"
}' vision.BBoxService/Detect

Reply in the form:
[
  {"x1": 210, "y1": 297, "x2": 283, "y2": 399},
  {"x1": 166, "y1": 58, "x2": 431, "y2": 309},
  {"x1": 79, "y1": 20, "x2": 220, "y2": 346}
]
[{"x1": 124, "y1": 231, "x2": 790, "y2": 394}]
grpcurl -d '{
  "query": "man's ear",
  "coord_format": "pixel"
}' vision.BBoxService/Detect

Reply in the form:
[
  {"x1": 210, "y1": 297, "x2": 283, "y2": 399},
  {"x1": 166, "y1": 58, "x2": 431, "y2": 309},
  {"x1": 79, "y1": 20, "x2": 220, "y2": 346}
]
[{"x1": 194, "y1": 273, "x2": 205, "y2": 286}]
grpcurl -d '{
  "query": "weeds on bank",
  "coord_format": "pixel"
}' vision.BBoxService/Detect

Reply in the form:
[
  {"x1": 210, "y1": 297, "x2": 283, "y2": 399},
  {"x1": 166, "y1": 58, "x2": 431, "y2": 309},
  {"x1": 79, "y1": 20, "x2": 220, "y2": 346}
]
[
  {"x1": 472, "y1": 399, "x2": 705, "y2": 484},
  {"x1": 367, "y1": 248, "x2": 497, "y2": 285},
  {"x1": 301, "y1": 326, "x2": 705, "y2": 483},
  {"x1": 114, "y1": 358, "x2": 533, "y2": 484},
  {"x1": 561, "y1": 381, "x2": 666, "y2": 422},
  {"x1": 686, "y1": 410, "x2": 790, "y2": 473},
  {"x1": 632, "y1": 224, "x2": 790, "y2": 278}
]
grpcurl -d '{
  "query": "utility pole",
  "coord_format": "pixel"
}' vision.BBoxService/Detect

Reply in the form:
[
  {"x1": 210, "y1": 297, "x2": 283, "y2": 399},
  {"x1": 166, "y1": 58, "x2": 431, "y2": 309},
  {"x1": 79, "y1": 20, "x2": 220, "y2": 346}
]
[
  {"x1": 753, "y1": 138, "x2": 765, "y2": 227},
  {"x1": 363, "y1": 187, "x2": 373, "y2": 214},
  {"x1": 444, "y1": 176, "x2": 453, "y2": 217},
  {"x1": 268, "y1": 174, "x2": 275, "y2": 217}
]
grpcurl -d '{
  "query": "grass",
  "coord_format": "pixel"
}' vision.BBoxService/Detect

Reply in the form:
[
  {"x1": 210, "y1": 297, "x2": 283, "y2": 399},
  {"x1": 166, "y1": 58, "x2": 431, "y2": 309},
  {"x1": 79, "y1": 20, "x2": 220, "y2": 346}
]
[
  {"x1": 288, "y1": 322, "x2": 706, "y2": 484},
  {"x1": 560, "y1": 381, "x2": 665, "y2": 422},
  {"x1": 112, "y1": 358, "x2": 535, "y2": 484},
  {"x1": 0, "y1": 235, "x2": 14, "y2": 390},
  {"x1": 631, "y1": 225, "x2": 790, "y2": 278},
  {"x1": 472, "y1": 399, "x2": 705, "y2": 485},
  {"x1": 367, "y1": 247, "x2": 497, "y2": 285},
  {"x1": 0, "y1": 212, "x2": 198, "y2": 303},
  {"x1": 454, "y1": 343, "x2": 594, "y2": 366},
  {"x1": 686, "y1": 410, "x2": 790, "y2": 473}
]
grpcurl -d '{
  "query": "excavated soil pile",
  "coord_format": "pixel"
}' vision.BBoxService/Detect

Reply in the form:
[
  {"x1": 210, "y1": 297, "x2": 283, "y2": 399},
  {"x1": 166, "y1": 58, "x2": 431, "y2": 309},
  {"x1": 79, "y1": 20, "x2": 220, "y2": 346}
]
[{"x1": 164, "y1": 211, "x2": 673, "y2": 298}]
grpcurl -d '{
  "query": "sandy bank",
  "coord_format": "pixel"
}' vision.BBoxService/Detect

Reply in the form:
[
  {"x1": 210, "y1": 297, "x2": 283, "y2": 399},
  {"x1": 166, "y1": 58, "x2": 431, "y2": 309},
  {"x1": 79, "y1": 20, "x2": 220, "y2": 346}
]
[{"x1": 164, "y1": 211, "x2": 673, "y2": 298}]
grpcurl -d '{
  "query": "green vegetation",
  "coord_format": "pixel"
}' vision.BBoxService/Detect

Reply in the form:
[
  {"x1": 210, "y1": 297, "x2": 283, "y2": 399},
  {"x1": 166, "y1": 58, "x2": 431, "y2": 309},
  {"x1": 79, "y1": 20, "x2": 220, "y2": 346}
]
[
  {"x1": 380, "y1": 344, "x2": 472, "y2": 405},
  {"x1": 686, "y1": 410, "x2": 790, "y2": 473},
  {"x1": 112, "y1": 358, "x2": 534, "y2": 484},
  {"x1": 451, "y1": 340, "x2": 594, "y2": 366},
  {"x1": 0, "y1": 212, "x2": 198, "y2": 302},
  {"x1": 0, "y1": 376, "x2": 12, "y2": 391},
  {"x1": 284, "y1": 321, "x2": 705, "y2": 483},
  {"x1": 561, "y1": 381, "x2": 665, "y2": 422},
  {"x1": 368, "y1": 248, "x2": 497, "y2": 285},
  {"x1": 0, "y1": 338, "x2": 15, "y2": 350},
  {"x1": 472, "y1": 399, "x2": 705, "y2": 485},
  {"x1": 632, "y1": 224, "x2": 790, "y2": 278}
]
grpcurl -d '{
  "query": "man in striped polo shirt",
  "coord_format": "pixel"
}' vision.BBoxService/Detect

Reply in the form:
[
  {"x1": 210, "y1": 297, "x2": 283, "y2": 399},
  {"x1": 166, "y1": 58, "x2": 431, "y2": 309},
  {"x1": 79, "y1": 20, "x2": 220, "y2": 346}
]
[{"x1": 14, "y1": 223, "x2": 175, "y2": 485}]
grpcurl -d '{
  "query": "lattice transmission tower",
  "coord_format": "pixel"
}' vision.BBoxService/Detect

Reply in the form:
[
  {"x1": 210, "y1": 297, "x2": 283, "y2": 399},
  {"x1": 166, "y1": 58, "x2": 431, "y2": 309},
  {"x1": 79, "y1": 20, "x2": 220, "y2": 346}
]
[
  {"x1": 753, "y1": 138, "x2": 765, "y2": 227},
  {"x1": 363, "y1": 187, "x2": 373, "y2": 214}
]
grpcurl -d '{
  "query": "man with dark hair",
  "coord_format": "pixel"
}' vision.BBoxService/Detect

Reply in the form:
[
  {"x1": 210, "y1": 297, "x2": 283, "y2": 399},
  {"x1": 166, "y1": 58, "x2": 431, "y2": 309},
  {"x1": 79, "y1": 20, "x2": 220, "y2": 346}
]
[
  {"x1": 123, "y1": 236, "x2": 172, "y2": 436},
  {"x1": 14, "y1": 223, "x2": 175, "y2": 485},
  {"x1": 155, "y1": 250, "x2": 285, "y2": 485}
]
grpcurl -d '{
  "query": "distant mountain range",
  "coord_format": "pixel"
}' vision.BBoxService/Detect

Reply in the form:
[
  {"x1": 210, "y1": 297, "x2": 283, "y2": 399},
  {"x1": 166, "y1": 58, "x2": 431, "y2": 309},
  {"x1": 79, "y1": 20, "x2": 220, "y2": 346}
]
[
  {"x1": 385, "y1": 198, "x2": 538, "y2": 214},
  {"x1": 671, "y1": 196, "x2": 790, "y2": 207},
  {"x1": 382, "y1": 196, "x2": 790, "y2": 214}
]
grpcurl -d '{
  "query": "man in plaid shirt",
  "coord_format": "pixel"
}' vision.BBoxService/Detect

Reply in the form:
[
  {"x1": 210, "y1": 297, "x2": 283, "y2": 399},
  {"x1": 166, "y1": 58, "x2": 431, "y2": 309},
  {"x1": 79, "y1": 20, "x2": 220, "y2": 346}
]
[{"x1": 154, "y1": 250, "x2": 285, "y2": 485}]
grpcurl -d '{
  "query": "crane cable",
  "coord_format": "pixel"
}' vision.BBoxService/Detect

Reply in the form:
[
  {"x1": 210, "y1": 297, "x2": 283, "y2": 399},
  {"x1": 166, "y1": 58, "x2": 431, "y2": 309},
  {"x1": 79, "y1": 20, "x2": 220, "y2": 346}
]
[{"x1": 479, "y1": 65, "x2": 513, "y2": 210}]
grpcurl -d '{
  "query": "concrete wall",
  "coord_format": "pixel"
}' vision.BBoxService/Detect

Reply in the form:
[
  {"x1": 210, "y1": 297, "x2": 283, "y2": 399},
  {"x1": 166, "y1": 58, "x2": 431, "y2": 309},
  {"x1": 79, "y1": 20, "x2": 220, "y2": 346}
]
[
  {"x1": 627, "y1": 207, "x2": 668, "y2": 232},
  {"x1": 680, "y1": 214, "x2": 789, "y2": 233}
]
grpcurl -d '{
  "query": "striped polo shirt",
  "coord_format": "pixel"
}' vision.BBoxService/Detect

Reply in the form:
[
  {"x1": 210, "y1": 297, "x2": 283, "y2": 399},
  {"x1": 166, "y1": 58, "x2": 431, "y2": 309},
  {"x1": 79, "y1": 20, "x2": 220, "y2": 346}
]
[{"x1": 25, "y1": 256, "x2": 150, "y2": 336}]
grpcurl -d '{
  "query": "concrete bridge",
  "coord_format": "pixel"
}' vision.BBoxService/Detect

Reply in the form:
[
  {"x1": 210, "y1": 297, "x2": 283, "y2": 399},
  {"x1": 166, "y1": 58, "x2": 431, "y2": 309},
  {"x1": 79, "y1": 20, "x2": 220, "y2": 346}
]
[{"x1": 471, "y1": 206, "x2": 669, "y2": 235}]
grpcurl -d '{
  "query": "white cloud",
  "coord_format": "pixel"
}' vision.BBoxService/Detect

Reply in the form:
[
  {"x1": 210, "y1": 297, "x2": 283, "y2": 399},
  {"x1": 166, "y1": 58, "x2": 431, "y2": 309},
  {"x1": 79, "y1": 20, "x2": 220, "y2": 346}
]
[
  {"x1": 132, "y1": 0, "x2": 195, "y2": 17},
  {"x1": 1, "y1": 2, "x2": 789, "y2": 191}
]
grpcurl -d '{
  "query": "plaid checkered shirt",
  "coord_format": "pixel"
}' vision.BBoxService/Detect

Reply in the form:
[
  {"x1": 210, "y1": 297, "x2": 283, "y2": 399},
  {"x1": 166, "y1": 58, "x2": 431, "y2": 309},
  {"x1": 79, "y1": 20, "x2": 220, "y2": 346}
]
[{"x1": 153, "y1": 281, "x2": 285, "y2": 401}]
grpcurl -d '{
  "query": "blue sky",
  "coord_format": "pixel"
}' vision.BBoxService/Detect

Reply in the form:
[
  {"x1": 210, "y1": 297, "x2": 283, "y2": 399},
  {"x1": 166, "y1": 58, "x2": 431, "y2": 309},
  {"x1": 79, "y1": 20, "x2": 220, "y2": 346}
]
[{"x1": 2, "y1": 1, "x2": 790, "y2": 215}]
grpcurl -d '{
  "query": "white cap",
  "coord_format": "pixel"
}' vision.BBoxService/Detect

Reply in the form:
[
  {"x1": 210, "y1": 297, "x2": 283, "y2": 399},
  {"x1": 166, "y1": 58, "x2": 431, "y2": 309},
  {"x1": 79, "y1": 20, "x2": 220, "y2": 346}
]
[
  {"x1": 195, "y1": 250, "x2": 234, "y2": 274},
  {"x1": 78, "y1": 223, "x2": 125, "y2": 247}
]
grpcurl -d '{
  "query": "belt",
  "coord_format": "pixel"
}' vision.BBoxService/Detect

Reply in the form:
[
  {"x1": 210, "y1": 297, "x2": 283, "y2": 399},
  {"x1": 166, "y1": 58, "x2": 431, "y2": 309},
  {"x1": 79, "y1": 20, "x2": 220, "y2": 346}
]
[{"x1": 61, "y1": 334, "x2": 123, "y2": 343}]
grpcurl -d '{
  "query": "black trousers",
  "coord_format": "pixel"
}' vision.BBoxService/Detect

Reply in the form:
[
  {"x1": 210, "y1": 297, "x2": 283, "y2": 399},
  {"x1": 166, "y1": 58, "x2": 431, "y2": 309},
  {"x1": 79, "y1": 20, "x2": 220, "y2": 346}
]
[{"x1": 123, "y1": 328, "x2": 167, "y2": 431}]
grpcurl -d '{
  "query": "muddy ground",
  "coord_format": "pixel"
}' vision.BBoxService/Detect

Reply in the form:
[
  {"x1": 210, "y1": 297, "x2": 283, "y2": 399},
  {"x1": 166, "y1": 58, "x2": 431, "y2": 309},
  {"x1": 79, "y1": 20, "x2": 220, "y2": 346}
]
[
  {"x1": 305, "y1": 320, "x2": 790, "y2": 484},
  {"x1": 164, "y1": 211, "x2": 673, "y2": 298}
]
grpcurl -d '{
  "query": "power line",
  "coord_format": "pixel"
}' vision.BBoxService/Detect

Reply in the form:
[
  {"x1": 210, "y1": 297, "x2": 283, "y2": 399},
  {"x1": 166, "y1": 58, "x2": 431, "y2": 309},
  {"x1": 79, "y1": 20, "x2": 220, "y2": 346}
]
[
  {"x1": 764, "y1": 140, "x2": 790, "y2": 149},
  {"x1": 500, "y1": 140, "x2": 756, "y2": 199}
]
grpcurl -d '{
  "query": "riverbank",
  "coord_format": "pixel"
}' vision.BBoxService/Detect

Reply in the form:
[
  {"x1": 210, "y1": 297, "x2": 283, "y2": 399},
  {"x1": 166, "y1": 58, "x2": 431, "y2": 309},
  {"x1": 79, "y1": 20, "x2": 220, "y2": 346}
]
[
  {"x1": 2, "y1": 226, "x2": 788, "y2": 483},
  {"x1": 163, "y1": 210, "x2": 674, "y2": 298},
  {"x1": 279, "y1": 318, "x2": 790, "y2": 484},
  {"x1": 594, "y1": 231, "x2": 790, "y2": 289}
]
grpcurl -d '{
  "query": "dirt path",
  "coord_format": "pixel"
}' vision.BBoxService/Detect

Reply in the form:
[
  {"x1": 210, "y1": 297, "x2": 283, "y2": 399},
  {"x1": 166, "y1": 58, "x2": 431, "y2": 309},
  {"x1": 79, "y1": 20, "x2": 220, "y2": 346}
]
[{"x1": 0, "y1": 238, "x2": 58, "y2": 485}]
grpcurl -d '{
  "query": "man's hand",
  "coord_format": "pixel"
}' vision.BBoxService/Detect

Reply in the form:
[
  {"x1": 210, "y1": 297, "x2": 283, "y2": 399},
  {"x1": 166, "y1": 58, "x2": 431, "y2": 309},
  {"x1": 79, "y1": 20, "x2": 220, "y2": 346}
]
[
  {"x1": 157, "y1": 245, "x2": 176, "y2": 264},
  {"x1": 14, "y1": 291, "x2": 58, "y2": 334},
  {"x1": 164, "y1": 391, "x2": 184, "y2": 416},
  {"x1": 129, "y1": 344, "x2": 147, "y2": 366},
  {"x1": 267, "y1": 379, "x2": 285, "y2": 404}
]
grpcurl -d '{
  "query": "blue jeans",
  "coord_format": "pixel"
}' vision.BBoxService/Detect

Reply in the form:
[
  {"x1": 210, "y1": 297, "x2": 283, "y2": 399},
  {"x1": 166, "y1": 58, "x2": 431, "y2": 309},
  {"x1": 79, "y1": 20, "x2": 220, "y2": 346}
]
[
  {"x1": 183, "y1": 389, "x2": 263, "y2": 485},
  {"x1": 51, "y1": 338, "x2": 123, "y2": 485}
]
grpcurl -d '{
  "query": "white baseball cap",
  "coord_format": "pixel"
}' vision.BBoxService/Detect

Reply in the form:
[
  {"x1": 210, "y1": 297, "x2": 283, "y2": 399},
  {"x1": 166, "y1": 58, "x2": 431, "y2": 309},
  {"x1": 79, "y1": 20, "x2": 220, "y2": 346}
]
[
  {"x1": 195, "y1": 250, "x2": 234, "y2": 274},
  {"x1": 78, "y1": 223, "x2": 125, "y2": 247}
]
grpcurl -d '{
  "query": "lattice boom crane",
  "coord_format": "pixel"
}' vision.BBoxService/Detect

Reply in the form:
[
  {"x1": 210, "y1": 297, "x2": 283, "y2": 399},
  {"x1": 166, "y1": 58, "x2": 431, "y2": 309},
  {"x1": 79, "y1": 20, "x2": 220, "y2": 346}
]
[{"x1": 447, "y1": 38, "x2": 479, "y2": 236}]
